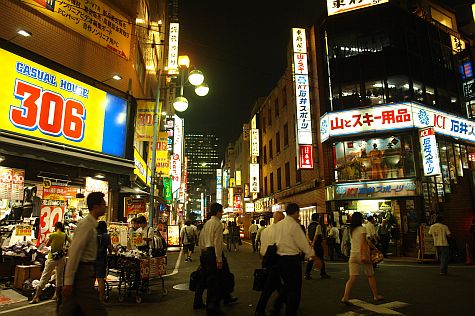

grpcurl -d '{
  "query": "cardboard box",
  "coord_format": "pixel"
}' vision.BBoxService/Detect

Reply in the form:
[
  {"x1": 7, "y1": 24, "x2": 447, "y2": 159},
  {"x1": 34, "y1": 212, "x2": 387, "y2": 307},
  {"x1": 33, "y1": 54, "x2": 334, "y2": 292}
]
[{"x1": 14, "y1": 265, "x2": 42, "y2": 289}]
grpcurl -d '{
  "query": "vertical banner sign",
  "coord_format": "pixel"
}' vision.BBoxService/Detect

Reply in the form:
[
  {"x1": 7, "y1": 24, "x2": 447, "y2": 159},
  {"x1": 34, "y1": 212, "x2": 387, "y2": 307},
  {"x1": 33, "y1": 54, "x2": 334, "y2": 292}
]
[
  {"x1": 134, "y1": 148, "x2": 148, "y2": 185},
  {"x1": 293, "y1": 28, "x2": 313, "y2": 169},
  {"x1": 136, "y1": 101, "x2": 161, "y2": 141},
  {"x1": 25, "y1": 0, "x2": 132, "y2": 59},
  {"x1": 39, "y1": 182, "x2": 67, "y2": 245},
  {"x1": 235, "y1": 170, "x2": 242, "y2": 186},
  {"x1": 167, "y1": 23, "x2": 180, "y2": 74},
  {"x1": 243, "y1": 124, "x2": 250, "y2": 141},
  {"x1": 250, "y1": 129, "x2": 260, "y2": 156},
  {"x1": 171, "y1": 115, "x2": 183, "y2": 194},
  {"x1": 216, "y1": 169, "x2": 222, "y2": 203},
  {"x1": 419, "y1": 128, "x2": 441, "y2": 176},
  {"x1": 0, "y1": 167, "x2": 25, "y2": 200},
  {"x1": 234, "y1": 195, "x2": 242, "y2": 212},
  {"x1": 250, "y1": 163, "x2": 260, "y2": 193},
  {"x1": 299, "y1": 145, "x2": 314, "y2": 169},
  {"x1": 148, "y1": 132, "x2": 171, "y2": 176},
  {"x1": 163, "y1": 177, "x2": 173, "y2": 203}
]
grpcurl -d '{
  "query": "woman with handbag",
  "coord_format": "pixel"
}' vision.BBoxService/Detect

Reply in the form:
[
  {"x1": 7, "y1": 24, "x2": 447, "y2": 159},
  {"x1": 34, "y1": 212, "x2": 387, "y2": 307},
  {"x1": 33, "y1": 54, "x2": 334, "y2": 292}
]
[
  {"x1": 30, "y1": 221, "x2": 71, "y2": 304},
  {"x1": 341, "y1": 212, "x2": 384, "y2": 305}
]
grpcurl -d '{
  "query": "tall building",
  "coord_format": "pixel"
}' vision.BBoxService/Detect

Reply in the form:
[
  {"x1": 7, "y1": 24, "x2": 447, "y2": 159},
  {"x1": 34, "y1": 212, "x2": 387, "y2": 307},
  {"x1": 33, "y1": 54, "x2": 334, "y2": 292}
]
[{"x1": 185, "y1": 133, "x2": 220, "y2": 213}]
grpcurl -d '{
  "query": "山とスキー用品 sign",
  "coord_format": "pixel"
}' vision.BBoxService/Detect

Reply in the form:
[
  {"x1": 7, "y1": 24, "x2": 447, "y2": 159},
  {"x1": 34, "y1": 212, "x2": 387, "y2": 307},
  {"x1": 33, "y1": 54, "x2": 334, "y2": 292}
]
[{"x1": 0, "y1": 48, "x2": 128, "y2": 158}]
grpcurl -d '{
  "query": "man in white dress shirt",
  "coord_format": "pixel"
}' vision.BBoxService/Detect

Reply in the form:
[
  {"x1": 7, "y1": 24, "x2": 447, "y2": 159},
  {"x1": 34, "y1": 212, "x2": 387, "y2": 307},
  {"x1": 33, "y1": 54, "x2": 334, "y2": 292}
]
[
  {"x1": 199, "y1": 203, "x2": 237, "y2": 315},
  {"x1": 59, "y1": 192, "x2": 107, "y2": 315},
  {"x1": 274, "y1": 203, "x2": 320, "y2": 316}
]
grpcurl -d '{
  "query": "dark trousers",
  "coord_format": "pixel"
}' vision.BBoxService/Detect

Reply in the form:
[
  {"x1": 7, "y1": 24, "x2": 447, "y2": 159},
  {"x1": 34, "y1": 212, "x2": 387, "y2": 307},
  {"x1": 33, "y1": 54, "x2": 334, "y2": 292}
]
[
  {"x1": 59, "y1": 263, "x2": 107, "y2": 316},
  {"x1": 278, "y1": 255, "x2": 302, "y2": 316},
  {"x1": 305, "y1": 243, "x2": 326, "y2": 276},
  {"x1": 202, "y1": 247, "x2": 232, "y2": 312},
  {"x1": 437, "y1": 246, "x2": 450, "y2": 274},
  {"x1": 251, "y1": 233, "x2": 257, "y2": 252},
  {"x1": 255, "y1": 264, "x2": 284, "y2": 315},
  {"x1": 380, "y1": 234, "x2": 390, "y2": 257},
  {"x1": 327, "y1": 238, "x2": 336, "y2": 261},
  {"x1": 193, "y1": 255, "x2": 207, "y2": 307}
]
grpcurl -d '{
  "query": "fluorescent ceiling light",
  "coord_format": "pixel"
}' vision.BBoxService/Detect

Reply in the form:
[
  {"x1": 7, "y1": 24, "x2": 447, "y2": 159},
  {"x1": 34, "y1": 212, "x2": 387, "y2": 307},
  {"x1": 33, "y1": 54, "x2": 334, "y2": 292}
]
[{"x1": 18, "y1": 29, "x2": 32, "y2": 37}]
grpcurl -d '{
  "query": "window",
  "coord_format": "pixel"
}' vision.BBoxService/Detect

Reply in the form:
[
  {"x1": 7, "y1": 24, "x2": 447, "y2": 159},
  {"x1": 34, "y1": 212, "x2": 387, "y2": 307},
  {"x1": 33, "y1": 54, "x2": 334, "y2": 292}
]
[
  {"x1": 270, "y1": 172, "x2": 274, "y2": 194},
  {"x1": 285, "y1": 162, "x2": 291, "y2": 188},
  {"x1": 284, "y1": 123, "x2": 289, "y2": 147},
  {"x1": 277, "y1": 168, "x2": 282, "y2": 191},
  {"x1": 430, "y1": 7, "x2": 453, "y2": 29},
  {"x1": 274, "y1": 98, "x2": 279, "y2": 117},
  {"x1": 264, "y1": 176, "x2": 268, "y2": 196},
  {"x1": 269, "y1": 140, "x2": 273, "y2": 160},
  {"x1": 263, "y1": 145, "x2": 267, "y2": 164},
  {"x1": 276, "y1": 132, "x2": 281, "y2": 154},
  {"x1": 282, "y1": 88, "x2": 287, "y2": 108}
]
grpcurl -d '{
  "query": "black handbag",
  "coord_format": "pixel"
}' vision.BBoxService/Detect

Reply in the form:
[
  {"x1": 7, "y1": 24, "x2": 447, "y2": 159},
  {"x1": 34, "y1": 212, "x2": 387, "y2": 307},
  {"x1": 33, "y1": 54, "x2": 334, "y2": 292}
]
[
  {"x1": 189, "y1": 269, "x2": 200, "y2": 291},
  {"x1": 253, "y1": 268, "x2": 267, "y2": 291},
  {"x1": 51, "y1": 250, "x2": 65, "y2": 261},
  {"x1": 262, "y1": 244, "x2": 278, "y2": 268}
]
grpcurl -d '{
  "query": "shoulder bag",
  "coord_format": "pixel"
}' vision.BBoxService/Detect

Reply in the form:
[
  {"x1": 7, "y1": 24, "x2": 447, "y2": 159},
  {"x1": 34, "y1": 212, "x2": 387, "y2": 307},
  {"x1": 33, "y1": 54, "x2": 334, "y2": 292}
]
[{"x1": 368, "y1": 239, "x2": 384, "y2": 264}]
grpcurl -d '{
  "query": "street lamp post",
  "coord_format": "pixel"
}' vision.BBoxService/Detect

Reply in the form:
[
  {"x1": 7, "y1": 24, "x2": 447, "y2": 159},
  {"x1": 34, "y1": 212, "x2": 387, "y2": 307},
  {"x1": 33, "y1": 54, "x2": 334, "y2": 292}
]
[{"x1": 149, "y1": 69, "x2": 162, "y2": 227}]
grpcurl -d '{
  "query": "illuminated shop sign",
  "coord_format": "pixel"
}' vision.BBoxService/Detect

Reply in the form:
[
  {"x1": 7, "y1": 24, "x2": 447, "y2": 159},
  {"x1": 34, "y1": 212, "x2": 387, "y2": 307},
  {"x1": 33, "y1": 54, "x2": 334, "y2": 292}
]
[
  {"x1": 245, "y1": 202, "x2": 254, "y2": 213},
  {"x1": 327, "y1": 0, "x2": 388, "y2": 16},
  {"x1": 167, "y1": 23, "x2": 180, "y2": 74},
  {"x1": 25, "y1": 0, "x2": 131, "y2": 59},
  {"x1": 326, "y1": 179, "x2": 419, "y2": 200},
  {"x1": 235, "y1": 170, "x2": 242, "y2": 186},
  {"x1": 250, "y1": 129, "x2": 260, "y2": 156},
  {"x1": 320, "y1": 102, "x2": 475, "y2": 144},
  {"x1": 216, "y1": 169, "x2": 222, "y2": 203},
  {"x1": 250, "y1": 163, "x2": 260, "y2": 193},
  {"x1": 0, "y1": 48, "x2": 128, "y2": 158},
  {"x1": 171, "y1": 115, "x2": 183, "y2": 194},
  {"x1": 134, "y1": 148, "x2": 149, "y2": 185},
  {"x1": 419, "y1": 128, "x2": 441, "y2": 176},
  {"x1": 451, "y1": 35, "x2": 466, "y2": 54},
  {"x1": 299, "y1": 145, "x2": 314, "y2": 169}
]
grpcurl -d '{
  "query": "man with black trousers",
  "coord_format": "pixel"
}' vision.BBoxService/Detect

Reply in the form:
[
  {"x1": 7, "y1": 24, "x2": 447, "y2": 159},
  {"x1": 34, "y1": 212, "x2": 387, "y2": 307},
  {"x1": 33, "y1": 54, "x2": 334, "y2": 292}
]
[
  {"x1": 305, "y1": 213, "x2": 330, "y2": 280},
  {"x1": 273, "y1": 203, "x2": 320, "y2": 316},
  {"x1": 199, "y1": 203, "x2": 237, "y2": 315}
]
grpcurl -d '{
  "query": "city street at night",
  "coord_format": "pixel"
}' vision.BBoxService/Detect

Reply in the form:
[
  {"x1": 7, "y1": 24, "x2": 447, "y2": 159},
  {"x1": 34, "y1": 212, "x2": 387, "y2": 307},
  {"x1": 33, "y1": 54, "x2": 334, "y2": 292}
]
[{"x1": 2, "y1": 242, "x2": 473, "y2": 316}]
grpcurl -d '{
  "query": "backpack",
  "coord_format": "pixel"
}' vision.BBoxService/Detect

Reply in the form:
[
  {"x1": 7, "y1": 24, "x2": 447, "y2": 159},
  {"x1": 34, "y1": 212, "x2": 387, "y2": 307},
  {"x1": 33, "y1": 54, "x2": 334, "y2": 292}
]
[
  {"x1": 150, "y1": 230, "x2": 166, "y2": 257},
  {"x1": 307, "y1": 222, "x2": 318, "y2": 241}
]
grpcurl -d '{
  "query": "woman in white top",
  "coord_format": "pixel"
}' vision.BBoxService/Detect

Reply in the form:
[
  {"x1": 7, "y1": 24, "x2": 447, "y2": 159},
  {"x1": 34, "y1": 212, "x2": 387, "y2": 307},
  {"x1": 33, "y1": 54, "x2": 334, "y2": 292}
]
[{"x1": 341, "y1": 212, "x2": 384, "y2": 305}]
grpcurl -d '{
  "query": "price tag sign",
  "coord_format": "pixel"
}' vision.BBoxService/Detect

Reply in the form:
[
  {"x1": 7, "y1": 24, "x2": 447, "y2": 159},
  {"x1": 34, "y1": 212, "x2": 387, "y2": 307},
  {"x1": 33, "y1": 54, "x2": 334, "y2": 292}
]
[
  {"x1": 130, "y1": 232, "x2": 144, "y2": 246},
  {"x1": 16, "y1": 224, "x2": 33, "y2": 236},
  {"x1": 110, "y1": 232, "x2": 120, "y2": 246}
]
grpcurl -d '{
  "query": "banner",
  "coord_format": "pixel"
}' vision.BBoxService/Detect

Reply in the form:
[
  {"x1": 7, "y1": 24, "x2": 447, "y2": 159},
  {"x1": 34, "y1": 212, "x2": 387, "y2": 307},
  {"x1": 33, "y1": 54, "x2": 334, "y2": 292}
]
[
  {"x1": 38, "y1": 183, "x2": 66, "y2": 245},
  {"x1": 0, "y1": 48, "x2": 128, "y2": 158},
  {"x1": 0, "y1": 167, "x2": 25, "y2": 200},
  {"x1": 148, "y1": 132, "x2": 170, "y2": 176},
  {"x1": 125, "y1": 197, "x2": 146, "y2": 217},
  {"x1": 163, "y1": 177, "x2": 173, "y2": 203},
  {"x1": 25, "y1": 0, "x2": 131, "y2": 59},
  {"x1": 134, "y1": 148, "x2": 149, "y2": 185},
  {"x1": 136, "y1": 101, "x2": 161, "y2": 142}
]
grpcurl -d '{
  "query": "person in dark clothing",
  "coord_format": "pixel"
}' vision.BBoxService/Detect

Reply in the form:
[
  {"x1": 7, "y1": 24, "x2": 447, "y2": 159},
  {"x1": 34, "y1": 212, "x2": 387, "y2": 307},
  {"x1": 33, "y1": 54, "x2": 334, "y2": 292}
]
[
  {"x1": 377, "y1": 219, "x2": 390, "y2": 257},
  {"x1": 305, "y1": 213, "x2": 330, "y2": 280},
  {"x1": 96, "y1": 221, "x2": 113, "y2": 303}
]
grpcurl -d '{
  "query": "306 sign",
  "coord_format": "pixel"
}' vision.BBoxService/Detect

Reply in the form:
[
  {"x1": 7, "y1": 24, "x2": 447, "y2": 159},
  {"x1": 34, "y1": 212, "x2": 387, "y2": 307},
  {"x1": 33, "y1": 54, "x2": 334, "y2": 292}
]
[{"x1": 10, "y1": 80, "x2": 85, "y2": 141}]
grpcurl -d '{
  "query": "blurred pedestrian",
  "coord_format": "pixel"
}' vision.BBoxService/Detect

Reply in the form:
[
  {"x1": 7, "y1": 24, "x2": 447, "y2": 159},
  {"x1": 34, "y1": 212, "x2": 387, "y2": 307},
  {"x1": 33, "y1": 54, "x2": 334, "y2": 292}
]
[
  {"x1": 181, "y1": 220, "x2": 198, "y2": 262},
  {"x1": 249, "y1": 220, "x2": 259, "y2": 253},
  {"x1": 327, "y1": 222, "x2": 340, "y2": 261},
  {"x1": 341, "y1": 212, "x2": 384, "y2": 305},
  {"x1": 255, "y1": 220, "x2": 266, "y2": 254},
  {"x1": 59, "y1": 192, "x2": 108, "y2": 316},
  {"x1": 230, "y1": 222, "x2": 240, "y2": 252},
  {"x1": 377, "y1": 219, "x2": 390, "y2": 258},
  {"x1": 429, "y1": 215, "x2": 452, "y2": 275},
  {"x1": 304, "y1": 213, "x2": 330, "y2": 280},
  {"x1": 96, "y1": 221, "x2": 113, "y2": 303}
]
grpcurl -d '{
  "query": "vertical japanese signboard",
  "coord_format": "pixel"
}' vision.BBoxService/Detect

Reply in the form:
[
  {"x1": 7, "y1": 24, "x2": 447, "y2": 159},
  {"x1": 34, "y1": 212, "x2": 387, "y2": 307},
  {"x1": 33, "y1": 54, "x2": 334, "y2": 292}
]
[
  {"x1": 136, "y1": 101, "x2": 161, "y2": 142},
  {"x1": 216, "y1": 169, "x2": 222, "y2": 204},
  {"x1": 25, "y1": 0, "x2": 131, "y2": 59},
  {"x1": 163, "y1": 177, "x2": 173, "y2": 203},
  {"x1": 171, "y1": 115, "x2": 183, "y2": 194},
  {"x1": 419, "y1": 127, "x2": 441, "y2": 176},
  {"x1": 167, "y1": 23, "x2": 180, "y2": 74},
  {"x1": 299, "y1": 145, "x2": 314, "y2": 169},
  {"x1": 148, "y1": 132, "x2": 170, "y2": 176},
  {"x1": 250, "y1": 129, "x2": 260, "y2": 156},
  {"x1": 292, "y1": 28, "x2": 314, "y2": 169},
  {"x1": 250, "y1": 164, "x2": 260, "y2": 193}
]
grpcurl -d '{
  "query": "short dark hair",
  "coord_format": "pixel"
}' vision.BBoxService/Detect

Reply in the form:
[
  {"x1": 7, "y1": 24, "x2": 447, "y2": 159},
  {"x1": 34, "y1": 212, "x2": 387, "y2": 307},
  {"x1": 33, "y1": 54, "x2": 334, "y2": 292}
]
[
  {"x1": 137, "y1": 215, "x2": 147, "y2": 224},
  {"x1": 311, "y1": 212, "x2": 319, "y2": 222},
  {"x1": 286, "y1": 203, "x2": 300, "y2": 215},
  {"x1": 209, "y1": 203, "x2": 223, "y2": 216},
  {"x1": 87, "y1": 192, "x2": 105, "y2": 211},
  {"x1": 367, "y1": 215, "x2": 374, "y2": 222},
  {"x1": 259, "y1": 219, "x2": 266, "y2": 226},
  {"x1": 54, "y1": 221, "x2": 64, "y2": 232},
  {"x1": 185, "y1": 220, "x2": 191, "y2": 226},
  {"x1": 131, "y1": 217, "x2": 138, "y2": 223},
  {"x1": 251, "y1": 220, "x2": 255, "y2": 224},
  {"x1": 97, "y1": 221, "x2": 108, "y2": 234}
]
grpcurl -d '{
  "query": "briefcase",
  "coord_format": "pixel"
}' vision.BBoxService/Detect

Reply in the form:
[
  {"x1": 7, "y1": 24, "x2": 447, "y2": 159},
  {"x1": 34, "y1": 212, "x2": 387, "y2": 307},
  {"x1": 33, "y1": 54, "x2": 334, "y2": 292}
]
[{"x1": 253, "y1": 268, "x2": 267, "y2": 291}]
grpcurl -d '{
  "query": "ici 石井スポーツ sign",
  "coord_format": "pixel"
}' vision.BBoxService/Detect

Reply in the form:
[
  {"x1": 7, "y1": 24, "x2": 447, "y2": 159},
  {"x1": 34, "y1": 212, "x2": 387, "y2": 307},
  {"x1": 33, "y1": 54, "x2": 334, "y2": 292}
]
[{"x1": 0, "y1": 48, "x2": 128, "y2": 158}]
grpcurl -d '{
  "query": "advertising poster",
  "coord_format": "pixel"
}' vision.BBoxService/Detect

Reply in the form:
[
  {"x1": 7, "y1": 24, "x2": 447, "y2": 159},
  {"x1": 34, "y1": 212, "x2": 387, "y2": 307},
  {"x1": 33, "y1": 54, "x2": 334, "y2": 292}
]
[
  {"x1": 167, "y1": 225, "x2": 180, "y2": 246},
  {"x1": 0, "y1": 167, "x2": 25, "y2": 201},
  {"x1": 136, "y1": 101, "x2": 161, "y2": 141},
  {"x1": 148, "y1": 132, "x2": 170, "y2": 176},
  {"x1": 38, "y1": 184, "x2": 66, "y2": 245},
  {"x1": 125, "y1": 197, "x2": 146, "y2": 217}
]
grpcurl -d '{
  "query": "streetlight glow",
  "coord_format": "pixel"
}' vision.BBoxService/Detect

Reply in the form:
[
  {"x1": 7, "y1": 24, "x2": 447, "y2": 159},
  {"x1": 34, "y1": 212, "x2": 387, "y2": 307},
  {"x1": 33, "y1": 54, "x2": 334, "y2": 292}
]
[
  {"x1": 188, "y1": 70, "x2": 204, "y2": 86},
  {"x1": 195, "y1": 83, "x2": 209, "y2": 96},
  {"x1": 178, "y1": 55, "x2": 190, "y2": 68},
  {"x1": 173, "y1": 96, "x2": 189, "y2": 112}
]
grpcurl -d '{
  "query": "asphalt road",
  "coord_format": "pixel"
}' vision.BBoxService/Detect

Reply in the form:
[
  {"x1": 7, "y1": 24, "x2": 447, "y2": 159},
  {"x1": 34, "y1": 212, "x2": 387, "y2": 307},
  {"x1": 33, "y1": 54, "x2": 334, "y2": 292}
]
[{"x1": 1, "y1": 241, "x2": 474, "y2": 315}]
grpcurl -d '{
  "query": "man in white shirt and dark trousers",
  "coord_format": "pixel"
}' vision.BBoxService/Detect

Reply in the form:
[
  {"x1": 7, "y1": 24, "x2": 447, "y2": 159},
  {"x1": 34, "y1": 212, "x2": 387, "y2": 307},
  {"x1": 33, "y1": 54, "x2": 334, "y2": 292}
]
[
  {"x1": 200, "y1": 203, "x2": 237, "y2": 315},
  {"x1": 59, "y1": 192, "x2": 107, "y2": 316},
  {"x1": 429, "y1": 215, "x2": 452, "y2": 275},
  {"x1": 249, "y1": 220, "x2": 259, "y2": 253},
  {"x1": 274, "y1": 203, "x2": 320, "y2": 316}
]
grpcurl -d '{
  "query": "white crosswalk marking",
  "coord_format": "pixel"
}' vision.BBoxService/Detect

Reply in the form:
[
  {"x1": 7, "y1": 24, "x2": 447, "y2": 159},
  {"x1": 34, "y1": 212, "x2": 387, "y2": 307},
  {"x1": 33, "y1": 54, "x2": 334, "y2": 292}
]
[{"x1": 348, "y1": 299, "x2": 409, "y2": 315}]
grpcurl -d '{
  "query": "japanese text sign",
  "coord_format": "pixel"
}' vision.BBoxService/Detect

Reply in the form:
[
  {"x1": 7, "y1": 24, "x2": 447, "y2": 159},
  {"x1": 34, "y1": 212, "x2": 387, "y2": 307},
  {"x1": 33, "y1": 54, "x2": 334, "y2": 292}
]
[
  {"x1": 216, "y1": 169, "x2": 223, "y2": 203},
  {"x1": 15, "y1": 224, "x2": 33, "y2": 237},
  {"x1": 326, "y1": 179, "x2": 419, "y2": 200},
  {"x1": 250, "y1": 129, "x2": 260, "y2": 156},
  {"x1": 25, "y1": 0, "x2": 131, "y2": 59},
  {"x1": 136, "y1": 101, "x2": 162, "y2": 142},
  {"x1": 148, "y1": 132, "x2": 171, "y2": 176},
  {"x1": 299, "y1": 145, "x2": 314, "y2": 169},
  {"x1": 0, "y1": 167, "x2": 24, "y2": 200},
  {"x1": 250, "y1": 163, "x2": 260, "y2": 193},
  {"x1": 171, "y1": 115, "x2": 183, "y2": 194},
  {"x1": 134, "y1": 148, "x2": 149, "y2": 185},
  {"x1": 0, "y1": 48, "x2": 128, "y2": 158},
  {"x1": 167, "y1": 23, "x2": 180, "y2": 74},
  {"x1": 327, "y1": 0, "x2": 388, "y2": 16},
  {"x1": 419, "y1": 128, "x2": 441, "y2": 176}
]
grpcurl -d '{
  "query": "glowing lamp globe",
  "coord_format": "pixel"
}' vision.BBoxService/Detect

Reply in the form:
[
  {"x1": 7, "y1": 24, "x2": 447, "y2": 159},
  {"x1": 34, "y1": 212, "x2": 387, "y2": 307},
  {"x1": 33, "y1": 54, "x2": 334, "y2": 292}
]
[
  {"x1": 173, "y1": 96, "x2": 189, "y2": 112},
  {"x1": 195, "y1": 83, "x2": 209, "y2": 96},
  {"x1": 188, "y1": 70, "x2": 204, "y2": 86}
]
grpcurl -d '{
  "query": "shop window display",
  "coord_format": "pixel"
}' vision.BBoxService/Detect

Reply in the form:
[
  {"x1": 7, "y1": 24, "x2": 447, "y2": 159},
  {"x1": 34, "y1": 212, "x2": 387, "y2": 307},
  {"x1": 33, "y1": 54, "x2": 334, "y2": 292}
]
[{"x1": 334, "y1": 135, "x2": 415, "y2": 182}]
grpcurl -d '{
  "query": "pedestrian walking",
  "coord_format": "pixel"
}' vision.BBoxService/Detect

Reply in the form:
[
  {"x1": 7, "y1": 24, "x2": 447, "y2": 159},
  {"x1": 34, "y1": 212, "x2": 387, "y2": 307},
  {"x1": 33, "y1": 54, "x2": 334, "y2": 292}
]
[
  {"x1": 181, "y1": 220, "x2": 198, "y2": 262},
  {"x1": 230, "y1": 222, "x2": 240, "y2": 252},
  {"x1": 255, "y1": 211, "x2": 285, "y2": 316},
  {"x1": 255, "y1": 220, "x2": 266, "y2": 254},
  {"x1": 59, "y1": 191, "x2": 108, "y2": 316},
  {"x1": 304, "y1": 213, "x2": 330, "y2": 279},
  {"x1": 249, "y1": 220, "x2": 259, "y2": 253},
  {"x1": 341, "y1": 212, "x2": 384, "y2": 305},
  {"x1": 30, "y1": 221, "x2": 70, "y2": 304},
  {"x1": 364, "y1": 215, "x2": 379, "y2": 268},
  {"x1": 199, "y1": 203, "x2": 237, "y2": 315},
  {"x1": 273, "y1": 203, "x2": 320, "y2": 316},
  {"x1": 96, "y1": 221, "x2": 113, "y2": 303},
  {"x1": 429, "y1": 215, "x2": 452, "y2": 275},
  {"x1": 327, "y1": 222, "x2": 340, "y2": 261},
  {"x1": 377, "y1": 219, "x2": 390, "y2": 257}
]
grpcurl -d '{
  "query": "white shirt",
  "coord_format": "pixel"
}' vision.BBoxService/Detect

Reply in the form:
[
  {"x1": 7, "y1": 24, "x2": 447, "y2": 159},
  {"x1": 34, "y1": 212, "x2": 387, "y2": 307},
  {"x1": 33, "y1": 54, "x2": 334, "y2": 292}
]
[
  {"x1": 259, "y1": 224, "x2": 276, "y2": 256},
  {"x1": 273, "y1": 216, "x2": 315, "y2": 258},
  {"x1": 350, "y1": 226, "x2": 367, "y2": 255},
  {"x1": 64, "y1": 214, "x2": 98, "y2": 286},
  {"x1": 429, "y1": 223, "x2": 451, "y2": 246},
  {"x1": 180, "y1": 225, "x2": 197, "y2": 244},
  {"x1": 198, "y1": 216, "x2": 224, "y2": 262},
  {"x1": 364, "y1": 222, "x2": 377, "y2": 238},
  {"x1": 329, "y1": 226, "x2": 340, "y2": 244},
  {"x1": 249, "y1": 223, "x2": 259, "y2": 234},
  {"x1": 137, "y1": 225, "x2": 154, "y2": 246}
]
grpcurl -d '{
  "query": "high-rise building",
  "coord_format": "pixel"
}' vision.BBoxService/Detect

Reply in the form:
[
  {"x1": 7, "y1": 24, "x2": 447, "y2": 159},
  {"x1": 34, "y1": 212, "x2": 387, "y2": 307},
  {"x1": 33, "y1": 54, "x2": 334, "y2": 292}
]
[{"x1": 185, "y1": 133, "x2": 220, "y2": 213}]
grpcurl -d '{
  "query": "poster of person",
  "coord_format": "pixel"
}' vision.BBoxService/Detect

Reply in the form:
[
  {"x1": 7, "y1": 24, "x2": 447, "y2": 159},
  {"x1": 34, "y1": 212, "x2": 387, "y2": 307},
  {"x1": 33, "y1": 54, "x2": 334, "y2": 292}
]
[{"x1": 334, "y1": 136, "x2": 415, "y2": 182}]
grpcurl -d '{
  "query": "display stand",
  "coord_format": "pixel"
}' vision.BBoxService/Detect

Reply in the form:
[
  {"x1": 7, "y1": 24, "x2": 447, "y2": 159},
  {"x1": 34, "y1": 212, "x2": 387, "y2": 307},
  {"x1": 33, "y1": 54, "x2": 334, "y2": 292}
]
[{"x1": 417, "y1": 224, "x2": 437, "y2": 263}]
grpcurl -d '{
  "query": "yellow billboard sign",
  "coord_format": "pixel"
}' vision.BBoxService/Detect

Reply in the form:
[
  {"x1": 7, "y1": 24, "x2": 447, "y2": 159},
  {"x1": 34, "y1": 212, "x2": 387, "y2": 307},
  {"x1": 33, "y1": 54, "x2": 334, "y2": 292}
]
[
  {"x1": 136, "y1": 101, "x2": 162, "y2": 142},
  {"x1": 148, "y1": 132, "x2": 170, "y2": 176},
  {"x1": 327, "y1": 0, "x2": 388, "y2": 16},
  {"x1": 0, "y1": 48, "x2": 128, "y2": 157},
  {"x1": 25, "y1": 0, "x2": 131, "y2": 59}
]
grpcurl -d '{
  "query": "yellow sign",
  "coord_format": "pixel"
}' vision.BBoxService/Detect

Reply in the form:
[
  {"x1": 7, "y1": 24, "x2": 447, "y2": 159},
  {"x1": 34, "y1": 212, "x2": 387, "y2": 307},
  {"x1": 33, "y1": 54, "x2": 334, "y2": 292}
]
[
  {"x1": 15, "y1": 224, "x2": 33, "y2": 237},
  {"x1": 0, "y1": 48, "x2": 128, "y2": 157},
  {"x1": 148, "y1": 132, "x2": 170, "y2": 176},
  {"x1": 136, "y1": 101, "x2": 162, "y2": 142},
  {"x1": 25, "y1": 0, "x2": 131, "y2": 59},
  {"x1": 130, "y1": 231, "x2": 144, "y2": 246},
  {"x1": 451, "y1": 35, "x2": 466, "y2": 54},
  {"x1": 110, "y1": 231, "x2": 120, "y2": 246},
  {"x1": 327, "y1": 0, "x2": 388, "y2": 16},
  {"x1": 134, "y1": 148, "x2": 149, "y2": 185}
]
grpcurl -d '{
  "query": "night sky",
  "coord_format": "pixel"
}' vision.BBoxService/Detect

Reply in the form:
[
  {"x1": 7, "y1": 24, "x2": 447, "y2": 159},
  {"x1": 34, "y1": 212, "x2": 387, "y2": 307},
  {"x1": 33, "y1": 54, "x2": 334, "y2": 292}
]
[{"x1": 178, "y1": 0, "x2": 323, "y2": 155}]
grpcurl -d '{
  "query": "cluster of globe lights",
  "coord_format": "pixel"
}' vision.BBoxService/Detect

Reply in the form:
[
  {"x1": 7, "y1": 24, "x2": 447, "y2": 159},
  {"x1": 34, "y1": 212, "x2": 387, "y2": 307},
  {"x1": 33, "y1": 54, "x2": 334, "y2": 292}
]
[{"x1": 173, "y1": 69, "x2": 209, "y2": 112}]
